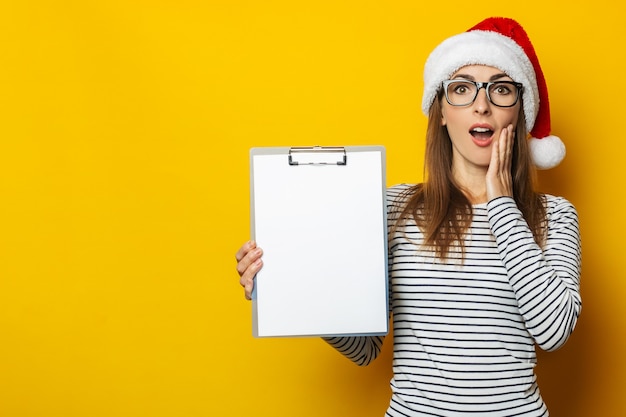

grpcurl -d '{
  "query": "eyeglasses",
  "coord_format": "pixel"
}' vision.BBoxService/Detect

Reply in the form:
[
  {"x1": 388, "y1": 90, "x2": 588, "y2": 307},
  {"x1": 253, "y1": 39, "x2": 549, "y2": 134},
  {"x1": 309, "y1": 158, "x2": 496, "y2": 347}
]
[{"x1": 442, "y1": 79, "x2": 523, "y2": 108}]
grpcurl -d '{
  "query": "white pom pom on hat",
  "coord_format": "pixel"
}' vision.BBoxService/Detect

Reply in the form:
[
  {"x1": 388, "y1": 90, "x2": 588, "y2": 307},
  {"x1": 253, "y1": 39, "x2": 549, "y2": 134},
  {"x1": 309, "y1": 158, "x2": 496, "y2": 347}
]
[
  {"x1": 529, "y1": 135, "x2": 566, "y2": 170},
  {"x1": 422, "y1": 17, "x2": 565, "y2": 169}
]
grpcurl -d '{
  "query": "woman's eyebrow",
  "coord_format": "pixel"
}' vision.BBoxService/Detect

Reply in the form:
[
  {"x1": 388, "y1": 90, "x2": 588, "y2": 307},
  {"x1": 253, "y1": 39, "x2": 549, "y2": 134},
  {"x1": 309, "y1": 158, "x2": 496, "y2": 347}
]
[
  {"x1": 451, "y1": 73, "x2": 511, "y2": 81},
  {"x1": 451, "y1": 73, "x2": 475, "y2": 80},
  {"x1": 489, "y1": 73, "x2": 511, "y2": 81}
]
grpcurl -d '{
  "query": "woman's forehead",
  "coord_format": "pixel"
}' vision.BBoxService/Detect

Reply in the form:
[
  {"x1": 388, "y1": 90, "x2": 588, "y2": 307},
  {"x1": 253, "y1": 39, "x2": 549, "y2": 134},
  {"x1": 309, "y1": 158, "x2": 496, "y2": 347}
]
[{"x1": 451, "y1": 64, "x2": 512, "y2": 80}]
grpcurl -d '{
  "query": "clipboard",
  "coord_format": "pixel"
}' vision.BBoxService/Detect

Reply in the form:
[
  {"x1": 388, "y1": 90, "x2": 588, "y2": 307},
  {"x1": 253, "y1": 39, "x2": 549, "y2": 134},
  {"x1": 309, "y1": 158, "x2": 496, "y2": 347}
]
[{"x1": 250, "y1": 146, "x2": 389, "y2": 337}]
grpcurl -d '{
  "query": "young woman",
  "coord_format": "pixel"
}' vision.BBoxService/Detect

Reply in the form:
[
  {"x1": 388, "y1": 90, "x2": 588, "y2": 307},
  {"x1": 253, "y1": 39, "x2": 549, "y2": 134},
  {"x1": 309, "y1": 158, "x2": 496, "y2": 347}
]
[{"x1": 235, "y1": 17, "x2": 581, "y2": 416}]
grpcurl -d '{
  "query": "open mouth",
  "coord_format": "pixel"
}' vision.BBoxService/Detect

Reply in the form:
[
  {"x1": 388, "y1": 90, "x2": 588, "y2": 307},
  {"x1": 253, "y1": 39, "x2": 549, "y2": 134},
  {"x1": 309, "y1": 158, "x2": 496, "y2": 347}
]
[{"x1": 470, "y1": 127, "x2": 494, "y2": 140}]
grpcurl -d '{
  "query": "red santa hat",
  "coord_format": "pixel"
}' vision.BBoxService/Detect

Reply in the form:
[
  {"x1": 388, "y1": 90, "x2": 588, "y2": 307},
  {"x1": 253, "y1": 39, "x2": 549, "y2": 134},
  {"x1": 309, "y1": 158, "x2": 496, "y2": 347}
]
[{"x1": 421, "y1": 17, "x2": 565, "y2": 169}]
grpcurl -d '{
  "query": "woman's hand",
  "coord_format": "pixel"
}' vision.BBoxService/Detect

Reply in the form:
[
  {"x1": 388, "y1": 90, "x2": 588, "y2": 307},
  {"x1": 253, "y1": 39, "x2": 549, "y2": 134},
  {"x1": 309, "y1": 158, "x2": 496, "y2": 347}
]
[
  {"x1": 235, "y1": 240, "x2": 263, "y2": 300},
  {"x1": 486, "y1": 124, "x2": 514, "y2": 201}
]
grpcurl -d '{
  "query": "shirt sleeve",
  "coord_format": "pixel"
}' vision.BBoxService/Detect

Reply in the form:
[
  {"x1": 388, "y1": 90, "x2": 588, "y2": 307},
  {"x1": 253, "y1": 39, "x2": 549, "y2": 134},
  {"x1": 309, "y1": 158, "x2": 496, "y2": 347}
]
[
  {"x1": 322, "y1": 335, "x2": 385, "y2": 366},
  {"x1": 487, "y1": 195, "x2": 582, "y2": 351}
]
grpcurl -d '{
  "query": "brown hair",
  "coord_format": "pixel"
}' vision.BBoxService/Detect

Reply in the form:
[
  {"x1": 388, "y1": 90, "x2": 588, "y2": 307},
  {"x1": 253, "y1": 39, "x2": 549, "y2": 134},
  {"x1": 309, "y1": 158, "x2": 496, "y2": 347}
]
[{"x1": 396, "y1": 92, "x2": 547, "y2": 259}]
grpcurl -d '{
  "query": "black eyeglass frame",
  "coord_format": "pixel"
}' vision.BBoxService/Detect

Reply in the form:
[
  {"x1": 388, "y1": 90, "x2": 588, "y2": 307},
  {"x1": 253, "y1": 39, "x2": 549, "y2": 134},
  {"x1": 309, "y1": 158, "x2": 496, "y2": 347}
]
[{"x1": 442, "y1": 79, "x2": 524, "y2": 108}]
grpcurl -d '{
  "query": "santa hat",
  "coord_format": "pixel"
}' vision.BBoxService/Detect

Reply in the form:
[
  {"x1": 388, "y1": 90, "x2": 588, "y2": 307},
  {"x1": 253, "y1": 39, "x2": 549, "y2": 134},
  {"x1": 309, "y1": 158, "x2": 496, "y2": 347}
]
[{"x1": 421, "y1": 17, "x2": 565, "y2": 169}]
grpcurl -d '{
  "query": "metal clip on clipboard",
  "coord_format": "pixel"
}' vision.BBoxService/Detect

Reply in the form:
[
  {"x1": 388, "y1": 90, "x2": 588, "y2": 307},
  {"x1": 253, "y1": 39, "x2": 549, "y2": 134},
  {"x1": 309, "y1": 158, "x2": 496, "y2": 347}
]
[{"x1": 288, "y1": 146, "x2": 347, "y2": 166}]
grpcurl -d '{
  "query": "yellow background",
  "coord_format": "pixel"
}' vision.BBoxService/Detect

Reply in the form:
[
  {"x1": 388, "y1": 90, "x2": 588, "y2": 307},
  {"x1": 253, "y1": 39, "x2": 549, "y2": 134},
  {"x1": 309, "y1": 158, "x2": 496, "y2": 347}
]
[{"x1": 0, "y1": 1, "x2": 624, "y2": 416}]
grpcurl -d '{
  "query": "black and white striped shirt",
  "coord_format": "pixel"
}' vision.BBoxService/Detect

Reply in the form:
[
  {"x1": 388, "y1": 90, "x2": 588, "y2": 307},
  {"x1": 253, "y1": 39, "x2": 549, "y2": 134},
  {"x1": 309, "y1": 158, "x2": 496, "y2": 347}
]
[{"x1": 326, "y1": 184, "x2": 581, "y2": 416}]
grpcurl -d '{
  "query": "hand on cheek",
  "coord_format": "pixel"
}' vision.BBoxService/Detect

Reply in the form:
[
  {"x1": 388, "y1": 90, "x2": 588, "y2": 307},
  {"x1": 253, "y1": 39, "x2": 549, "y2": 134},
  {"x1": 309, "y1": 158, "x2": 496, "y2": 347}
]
[{"x1": 486, "y1": 124, "x2": 514, "y2": 201}]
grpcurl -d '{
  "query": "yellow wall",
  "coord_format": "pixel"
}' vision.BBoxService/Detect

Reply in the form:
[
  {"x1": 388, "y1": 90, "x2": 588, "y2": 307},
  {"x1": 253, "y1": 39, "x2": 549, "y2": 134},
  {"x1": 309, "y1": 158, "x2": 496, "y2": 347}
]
[{"x1": 0, "y1": 1, "x2": 624, "y2": 416}]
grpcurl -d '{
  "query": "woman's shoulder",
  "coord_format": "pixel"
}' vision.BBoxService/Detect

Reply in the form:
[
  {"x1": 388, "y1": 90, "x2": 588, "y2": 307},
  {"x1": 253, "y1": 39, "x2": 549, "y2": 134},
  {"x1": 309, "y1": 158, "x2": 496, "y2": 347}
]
[
  {"x1": 541, "y1": 193, "x2": 579, "y2": 220},
  {"x1": 387, "y1": 183, "x2": 414, "y2": 195},
  {"x1": 386, "y1": 184, "x2": 424, "y2": 218},
  {"x1": 386, "y1": 183, "x2": 419, "y2": 204}
]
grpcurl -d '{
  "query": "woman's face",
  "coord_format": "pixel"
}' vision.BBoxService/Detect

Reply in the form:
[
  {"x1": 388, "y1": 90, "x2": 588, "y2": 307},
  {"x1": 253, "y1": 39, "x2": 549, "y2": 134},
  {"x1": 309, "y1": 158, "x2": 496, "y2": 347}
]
[{"x1": 441, "y1": 64, "x2": 520, "y2": 171}]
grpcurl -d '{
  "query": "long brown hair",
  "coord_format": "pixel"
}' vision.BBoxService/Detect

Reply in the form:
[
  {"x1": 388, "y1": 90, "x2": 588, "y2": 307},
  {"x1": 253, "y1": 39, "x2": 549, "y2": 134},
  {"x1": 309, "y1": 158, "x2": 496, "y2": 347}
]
[{"x1": 396, "y1": 92, "x2": 547, "y2": 259}]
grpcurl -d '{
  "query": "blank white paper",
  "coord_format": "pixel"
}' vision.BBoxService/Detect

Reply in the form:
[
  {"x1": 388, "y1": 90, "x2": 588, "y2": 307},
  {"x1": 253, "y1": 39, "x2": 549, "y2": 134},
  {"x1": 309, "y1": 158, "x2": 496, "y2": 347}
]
[{"x1": 250, "y1": 147, "x2": 388, "y2": 337}]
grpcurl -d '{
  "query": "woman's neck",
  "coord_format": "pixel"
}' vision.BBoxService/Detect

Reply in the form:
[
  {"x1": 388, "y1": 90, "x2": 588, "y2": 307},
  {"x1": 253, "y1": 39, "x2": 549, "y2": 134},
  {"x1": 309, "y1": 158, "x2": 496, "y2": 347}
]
[{"x1": 452, "y1": 165, "x2": 488, "y2": 205}]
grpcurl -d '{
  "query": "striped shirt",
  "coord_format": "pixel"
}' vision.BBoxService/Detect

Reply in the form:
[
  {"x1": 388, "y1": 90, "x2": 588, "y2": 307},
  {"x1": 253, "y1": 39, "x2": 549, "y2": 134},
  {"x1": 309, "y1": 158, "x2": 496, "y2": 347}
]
[{"x1": 325, "y1": 184, "x2": 582, "y2": 416}]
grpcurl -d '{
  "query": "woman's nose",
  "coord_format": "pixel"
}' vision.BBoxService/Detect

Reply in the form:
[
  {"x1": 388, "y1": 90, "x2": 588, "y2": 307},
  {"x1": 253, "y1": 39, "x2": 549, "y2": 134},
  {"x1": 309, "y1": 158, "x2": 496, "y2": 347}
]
[{"x1": 473, "y1": 88, "x2": 491, "y2": 114}]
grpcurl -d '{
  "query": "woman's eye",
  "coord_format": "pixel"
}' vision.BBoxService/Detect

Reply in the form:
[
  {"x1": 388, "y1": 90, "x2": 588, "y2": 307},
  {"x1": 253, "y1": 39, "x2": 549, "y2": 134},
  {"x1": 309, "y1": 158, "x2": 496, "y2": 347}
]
[
  {"x1": 493, "y1": 84, "x2": 512, "y2": 95},
  {"x1": 453, "y1": 85, "x2": 470, "y2": 94}
]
